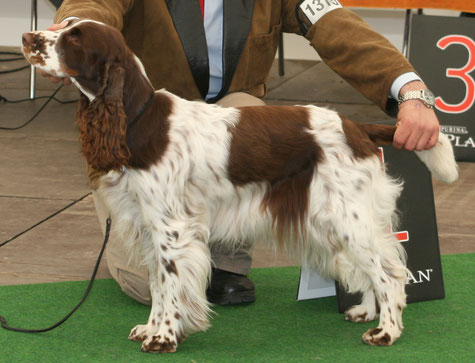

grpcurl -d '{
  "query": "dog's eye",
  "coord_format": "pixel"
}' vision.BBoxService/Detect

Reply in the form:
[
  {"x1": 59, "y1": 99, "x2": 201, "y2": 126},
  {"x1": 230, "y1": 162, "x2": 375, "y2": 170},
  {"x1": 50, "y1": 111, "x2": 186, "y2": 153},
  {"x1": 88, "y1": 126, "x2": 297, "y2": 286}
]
[
  {"x1": 65, "y1": 34, "x2": 80, "y2": 46},
  {"x1": 70, "y1": 27, "x2": 81, "y2": 36},
  {"x1": 65, "y1": 28, "x2": 81, "y2": 46}
]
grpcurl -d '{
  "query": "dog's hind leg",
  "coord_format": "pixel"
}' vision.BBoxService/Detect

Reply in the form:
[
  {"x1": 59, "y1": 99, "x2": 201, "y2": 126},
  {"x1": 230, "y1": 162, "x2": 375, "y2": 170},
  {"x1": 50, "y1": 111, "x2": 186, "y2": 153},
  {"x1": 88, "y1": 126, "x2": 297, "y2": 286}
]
[
  {"x1": 345, "y1": 288, "x2": 379, "y2": 323},
  {"x1": 336, "y1": 225, "x2": 407, "y2": 346},
  {"x1": 333, "y1": 248, "x2": 379, "y2": 324},
  {"x1": 139, "y1": 220, "x2": 212, "y2": 353}
]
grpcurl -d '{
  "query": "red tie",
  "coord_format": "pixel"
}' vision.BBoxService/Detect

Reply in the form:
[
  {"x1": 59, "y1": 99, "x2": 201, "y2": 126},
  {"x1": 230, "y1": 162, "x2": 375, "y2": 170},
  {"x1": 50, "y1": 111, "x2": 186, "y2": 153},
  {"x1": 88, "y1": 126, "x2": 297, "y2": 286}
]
[{"x1": 199, "y1": 0, "x2": 205, "y2": 19}]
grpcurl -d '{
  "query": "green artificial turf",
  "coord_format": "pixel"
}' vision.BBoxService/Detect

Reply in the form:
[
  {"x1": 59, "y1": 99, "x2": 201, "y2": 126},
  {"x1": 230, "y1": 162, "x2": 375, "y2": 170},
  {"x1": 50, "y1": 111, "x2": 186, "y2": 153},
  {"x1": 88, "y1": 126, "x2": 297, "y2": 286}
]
[{"x1": 0, "y1": 253, "x2": 473, "y2": 362}]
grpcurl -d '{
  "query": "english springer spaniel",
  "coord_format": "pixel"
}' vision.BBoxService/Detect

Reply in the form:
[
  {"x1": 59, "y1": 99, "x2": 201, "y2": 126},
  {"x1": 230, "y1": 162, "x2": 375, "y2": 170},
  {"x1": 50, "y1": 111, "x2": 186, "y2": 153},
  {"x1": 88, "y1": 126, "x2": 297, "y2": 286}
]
[{"x1": 22, "y1": 19, "x2": 458, "y2": 352}]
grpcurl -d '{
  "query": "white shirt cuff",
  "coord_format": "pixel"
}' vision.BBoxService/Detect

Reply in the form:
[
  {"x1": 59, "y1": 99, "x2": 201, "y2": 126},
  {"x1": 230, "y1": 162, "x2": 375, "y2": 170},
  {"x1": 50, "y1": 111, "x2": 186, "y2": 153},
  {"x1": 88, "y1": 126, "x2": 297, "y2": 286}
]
[
  {"x1": 61, "y1": 16, "x2": 80, "y2": 23},
  {"x1": 390, "y1": 72, "x2": 422, "y2": 99}
]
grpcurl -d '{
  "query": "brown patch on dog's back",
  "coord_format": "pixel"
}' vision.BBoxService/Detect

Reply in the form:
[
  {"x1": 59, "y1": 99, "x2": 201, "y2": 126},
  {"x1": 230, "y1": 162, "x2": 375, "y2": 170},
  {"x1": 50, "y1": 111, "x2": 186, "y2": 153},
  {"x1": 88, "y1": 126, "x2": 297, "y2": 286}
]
[{"x1": 228, "y1": 106, "x2": 323, "y2": 246}]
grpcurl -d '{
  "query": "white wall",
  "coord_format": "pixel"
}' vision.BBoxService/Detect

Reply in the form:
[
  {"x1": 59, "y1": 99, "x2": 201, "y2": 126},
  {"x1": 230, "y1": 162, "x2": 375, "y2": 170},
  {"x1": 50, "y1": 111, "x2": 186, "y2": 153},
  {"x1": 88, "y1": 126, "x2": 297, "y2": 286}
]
[
  {"x1": 0, "y1": 0, "x2": 57, "y2": 47},
  {"x1": 0, "y1": 1, "x2": 461, "y2": 58}
]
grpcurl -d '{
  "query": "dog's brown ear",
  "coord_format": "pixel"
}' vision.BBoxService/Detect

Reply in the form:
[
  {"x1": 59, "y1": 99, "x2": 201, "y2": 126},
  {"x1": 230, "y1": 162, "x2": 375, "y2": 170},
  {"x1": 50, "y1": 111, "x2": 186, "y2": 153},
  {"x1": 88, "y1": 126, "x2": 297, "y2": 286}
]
[{"x1": 76, "y1": 61, "x2": 131, "y2": 172}]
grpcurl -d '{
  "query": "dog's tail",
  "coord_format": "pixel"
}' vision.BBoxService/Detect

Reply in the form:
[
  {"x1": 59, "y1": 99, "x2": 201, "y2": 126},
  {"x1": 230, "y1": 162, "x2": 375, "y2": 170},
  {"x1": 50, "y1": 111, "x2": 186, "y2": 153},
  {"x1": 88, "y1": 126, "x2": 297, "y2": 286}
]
[{"x1": 357, "y1": 123, "x2": 458, "y2": 184}]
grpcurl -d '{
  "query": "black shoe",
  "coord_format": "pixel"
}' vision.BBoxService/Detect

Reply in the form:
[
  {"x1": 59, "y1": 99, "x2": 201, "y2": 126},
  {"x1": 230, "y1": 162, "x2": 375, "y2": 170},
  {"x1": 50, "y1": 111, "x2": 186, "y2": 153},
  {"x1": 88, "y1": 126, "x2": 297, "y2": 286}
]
[{"x1": 207, "y1": 268, "x2": 256, "y2": 305}]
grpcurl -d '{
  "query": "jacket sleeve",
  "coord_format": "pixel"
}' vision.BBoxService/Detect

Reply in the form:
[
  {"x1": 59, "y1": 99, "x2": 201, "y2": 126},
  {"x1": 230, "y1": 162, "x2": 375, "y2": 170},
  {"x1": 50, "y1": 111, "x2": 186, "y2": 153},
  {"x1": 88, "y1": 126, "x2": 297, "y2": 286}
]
[
  {"x1": 283, "y1": 4, "x2": 416, "y2": 113},
  {"x1": 54, "y1": 0, "x2": 135, "y2": 30}
]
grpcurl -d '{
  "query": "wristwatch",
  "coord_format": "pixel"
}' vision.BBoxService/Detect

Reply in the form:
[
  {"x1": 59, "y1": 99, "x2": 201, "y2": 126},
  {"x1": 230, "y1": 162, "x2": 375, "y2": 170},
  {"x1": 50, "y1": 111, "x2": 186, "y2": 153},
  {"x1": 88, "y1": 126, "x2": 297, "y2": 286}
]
[{"x1": 398, "y1": 89, "x2": 435, "y2": 108}]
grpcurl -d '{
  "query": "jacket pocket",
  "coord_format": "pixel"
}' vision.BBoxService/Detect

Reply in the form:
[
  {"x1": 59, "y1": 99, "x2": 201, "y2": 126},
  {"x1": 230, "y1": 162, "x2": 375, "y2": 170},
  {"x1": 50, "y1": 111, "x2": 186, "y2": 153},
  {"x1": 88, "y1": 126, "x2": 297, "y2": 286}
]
[{"x1": 245, "y1": 21, "x2": 282, "y2": 89}]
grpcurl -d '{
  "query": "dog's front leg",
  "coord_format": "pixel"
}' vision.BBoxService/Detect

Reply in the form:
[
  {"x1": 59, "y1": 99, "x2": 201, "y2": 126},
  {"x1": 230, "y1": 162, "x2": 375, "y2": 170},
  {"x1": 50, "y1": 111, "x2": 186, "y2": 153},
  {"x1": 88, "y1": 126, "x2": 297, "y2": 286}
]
[{"x1": 139, "y1": 221, "x2": 212, "y2": 353}]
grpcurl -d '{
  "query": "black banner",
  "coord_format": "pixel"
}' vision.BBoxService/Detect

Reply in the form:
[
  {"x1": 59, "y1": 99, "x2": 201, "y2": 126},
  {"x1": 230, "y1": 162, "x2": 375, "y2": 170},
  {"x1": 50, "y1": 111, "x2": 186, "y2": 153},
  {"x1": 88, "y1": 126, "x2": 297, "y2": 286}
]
[
  {"x1": 336, "y1": 146, "x2": 445, "y2": 313},
  {"x1": 409, "y1": 15, "x2": 475, "y2": 161}
]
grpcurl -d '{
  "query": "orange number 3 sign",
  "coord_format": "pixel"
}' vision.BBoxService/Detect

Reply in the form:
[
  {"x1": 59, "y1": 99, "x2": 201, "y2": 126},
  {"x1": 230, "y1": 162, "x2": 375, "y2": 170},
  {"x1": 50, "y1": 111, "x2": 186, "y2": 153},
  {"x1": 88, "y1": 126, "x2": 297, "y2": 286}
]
[{"x1": 435, "y1": 35, "x2": 475, "y2": 114}]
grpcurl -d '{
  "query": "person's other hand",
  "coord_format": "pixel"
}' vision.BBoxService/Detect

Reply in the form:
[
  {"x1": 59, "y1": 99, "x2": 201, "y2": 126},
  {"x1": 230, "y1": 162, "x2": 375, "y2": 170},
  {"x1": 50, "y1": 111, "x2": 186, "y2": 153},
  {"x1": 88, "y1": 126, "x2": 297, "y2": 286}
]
[
  {"x1": 393, "y1": 81, "x2": 440, "y2": 151},
  {"x1": 39, "y1": 21, "x2": 72, "y2": 85}
]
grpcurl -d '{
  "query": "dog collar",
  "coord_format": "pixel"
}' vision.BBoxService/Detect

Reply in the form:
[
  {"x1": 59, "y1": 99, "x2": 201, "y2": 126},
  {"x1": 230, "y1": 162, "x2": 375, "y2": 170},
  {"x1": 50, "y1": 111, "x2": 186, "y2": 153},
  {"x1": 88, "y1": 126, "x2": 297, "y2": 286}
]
[{"x1": 128, "y1": 93, "x2": 155, "y2": 129}]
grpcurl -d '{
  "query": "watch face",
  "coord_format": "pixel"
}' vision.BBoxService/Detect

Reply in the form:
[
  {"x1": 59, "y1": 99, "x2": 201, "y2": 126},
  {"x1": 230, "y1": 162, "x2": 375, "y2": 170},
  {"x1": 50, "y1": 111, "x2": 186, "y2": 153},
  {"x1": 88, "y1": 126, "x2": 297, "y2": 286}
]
[{"x1": 422, "y1": 90, "x2": 435, "y2": 105}]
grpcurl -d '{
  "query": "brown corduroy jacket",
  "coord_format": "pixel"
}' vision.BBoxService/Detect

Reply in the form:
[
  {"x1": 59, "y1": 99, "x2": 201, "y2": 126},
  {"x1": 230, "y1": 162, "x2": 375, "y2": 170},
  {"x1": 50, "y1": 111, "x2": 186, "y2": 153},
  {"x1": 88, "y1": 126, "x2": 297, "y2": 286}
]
[{"x1": 55, "y1": 0, "x2": 415, "y2": 113}]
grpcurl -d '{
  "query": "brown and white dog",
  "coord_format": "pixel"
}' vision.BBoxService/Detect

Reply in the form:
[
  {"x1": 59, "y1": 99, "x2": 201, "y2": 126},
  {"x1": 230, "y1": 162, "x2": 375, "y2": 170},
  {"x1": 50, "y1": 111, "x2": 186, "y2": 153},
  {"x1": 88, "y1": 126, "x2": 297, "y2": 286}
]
[{"x1": 22, "y1": 20, "x2": 458, "y2": 352}]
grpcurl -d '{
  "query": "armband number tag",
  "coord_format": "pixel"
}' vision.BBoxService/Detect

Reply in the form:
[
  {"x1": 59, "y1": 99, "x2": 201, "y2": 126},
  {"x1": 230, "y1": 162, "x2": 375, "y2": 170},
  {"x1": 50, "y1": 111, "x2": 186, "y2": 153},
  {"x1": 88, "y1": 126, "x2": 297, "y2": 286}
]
[{"x1": 299, "y1": 0, "x2": 342, "y2": 25}]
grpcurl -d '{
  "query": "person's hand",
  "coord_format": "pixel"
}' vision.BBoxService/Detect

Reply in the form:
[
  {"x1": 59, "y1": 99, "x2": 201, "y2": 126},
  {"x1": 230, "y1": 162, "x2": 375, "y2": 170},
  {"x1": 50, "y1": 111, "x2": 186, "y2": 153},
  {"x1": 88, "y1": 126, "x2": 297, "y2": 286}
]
[
  {"x1": 39, "y1": 21, "x2": 72, "y2": 85},
  {"x1": 47, "y1": 21, "x2": 69, "y2": 31},
  {"x1": 393, "y1": 81, "x2": 440, "y2": 151}
]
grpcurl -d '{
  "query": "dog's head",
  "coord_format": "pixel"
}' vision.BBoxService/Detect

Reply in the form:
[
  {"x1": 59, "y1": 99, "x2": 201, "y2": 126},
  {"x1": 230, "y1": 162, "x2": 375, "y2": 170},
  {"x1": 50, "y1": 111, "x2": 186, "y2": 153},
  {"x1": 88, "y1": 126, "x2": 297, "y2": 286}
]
[
  {"x1": 22, "y1": 20, "x2": 151, "y2": 171},
  {"x1": 22, "y1": 19, "x2": 136, "y2": 100}
]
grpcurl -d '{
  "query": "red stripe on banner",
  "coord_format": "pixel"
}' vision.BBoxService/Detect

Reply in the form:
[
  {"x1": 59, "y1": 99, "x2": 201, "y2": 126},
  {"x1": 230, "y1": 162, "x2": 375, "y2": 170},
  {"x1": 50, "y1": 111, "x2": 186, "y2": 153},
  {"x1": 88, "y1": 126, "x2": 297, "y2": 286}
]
[
  {"x1": 377, "y1": 147, "x2": 385, "y2": 163},
  {"x1": 199, "y1": 0, "x2": 205, "y2": 19},
  {"x1": 395, "y1": 231, "x2": 409, "y2": 242}
]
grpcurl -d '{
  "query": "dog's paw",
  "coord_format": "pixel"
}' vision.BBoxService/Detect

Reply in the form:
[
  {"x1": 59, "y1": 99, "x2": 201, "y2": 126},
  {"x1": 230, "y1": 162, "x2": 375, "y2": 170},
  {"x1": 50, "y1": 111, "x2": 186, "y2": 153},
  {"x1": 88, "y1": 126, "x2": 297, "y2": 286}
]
[
  {"x1": 141, "y1": 334, "x2": 177, "y2": 353},
  {"x1": 345, "y1": 304, "x2": 378, "y2": 323},
  {"x1": 129, "y1": 324, "x2": 156, "y2": 343},
  {"x1": 362, "y1": 327, "x2": 397, "y2": 346}
]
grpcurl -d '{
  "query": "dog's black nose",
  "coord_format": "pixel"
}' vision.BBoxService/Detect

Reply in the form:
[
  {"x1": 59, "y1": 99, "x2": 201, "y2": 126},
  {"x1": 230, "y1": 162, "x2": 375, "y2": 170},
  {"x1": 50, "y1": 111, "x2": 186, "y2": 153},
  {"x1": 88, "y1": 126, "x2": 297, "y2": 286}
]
[{"x1": 22, "y1": 33, "x2": 35, "y2": 46}]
